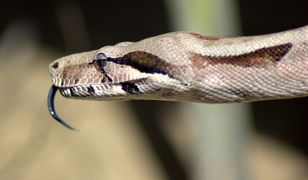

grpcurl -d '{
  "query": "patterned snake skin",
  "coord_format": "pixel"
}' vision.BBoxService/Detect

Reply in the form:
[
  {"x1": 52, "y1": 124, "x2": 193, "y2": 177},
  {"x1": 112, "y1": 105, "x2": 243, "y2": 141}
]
[{"x1": 48, "y1": 25, "x2": 308, "y2": 129}]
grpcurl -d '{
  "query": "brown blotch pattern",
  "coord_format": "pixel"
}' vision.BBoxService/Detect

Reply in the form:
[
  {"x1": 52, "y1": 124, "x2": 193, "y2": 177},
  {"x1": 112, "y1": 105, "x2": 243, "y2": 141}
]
[
  {"x1": 190, "y1": 43, "x2": 292, "y2": 69},
  {"x1": 122, "y1": 51, "x2": 176, "y2": 75},
  {"x1": 124, "y1": 51, "x2": 167, "y2": 68}
]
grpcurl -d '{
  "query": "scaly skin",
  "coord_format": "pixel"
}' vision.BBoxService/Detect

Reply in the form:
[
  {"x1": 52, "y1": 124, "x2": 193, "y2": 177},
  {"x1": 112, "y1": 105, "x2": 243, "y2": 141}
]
[{"x1": 49, "y1": 25, "x2": 308, "y2": 104}]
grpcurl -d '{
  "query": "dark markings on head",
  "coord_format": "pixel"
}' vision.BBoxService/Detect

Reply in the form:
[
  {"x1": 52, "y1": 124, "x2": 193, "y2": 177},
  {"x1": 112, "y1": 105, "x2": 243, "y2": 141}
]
[
  {"x1": 75, "y1": 78, "x2": 80, "y2": 84},
  {"x1": 87, "y1": 86, "x2": 95, "y2": 94},
  {"x1": 101, "y1": 75, "x2": 113, "y2": 83},
  {"x1": 121, "y1": 82, "x2": 140, "y2": 94},
  {"x1": 106, "y1": 51, "x2": 174, "y2": 77},
  {"x1": 190, "y1": 43, "x2": 292, "y2": 69},
  {"x1": 69, "y1": 87, "x2": 91, "y2": 97},
  {"x1": 70, "y1": 87, "x2": 76, "y2": 96}
]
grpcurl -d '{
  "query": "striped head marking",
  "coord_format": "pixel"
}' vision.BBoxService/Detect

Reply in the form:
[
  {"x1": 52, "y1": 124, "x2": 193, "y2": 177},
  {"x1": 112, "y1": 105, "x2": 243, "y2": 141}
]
[
  {"x1": 48, "y1": 48, "x2": 185, "y2": 129},
  {"x1": 49, "y1": 48, "x2": 185, "y2": 101}
]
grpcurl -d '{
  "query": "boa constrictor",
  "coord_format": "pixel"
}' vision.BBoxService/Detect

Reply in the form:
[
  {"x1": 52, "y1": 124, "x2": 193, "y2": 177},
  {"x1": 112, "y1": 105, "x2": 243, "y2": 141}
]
[{"x1": 48, "y1": 25, "x2": 308, "y2": 129}]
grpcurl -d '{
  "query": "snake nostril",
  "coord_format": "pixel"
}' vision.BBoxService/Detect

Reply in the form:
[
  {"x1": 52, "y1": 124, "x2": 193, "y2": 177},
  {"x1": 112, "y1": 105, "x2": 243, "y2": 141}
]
[{"x1": 52, "y1": 62, "x2": 59, "y2": 69}]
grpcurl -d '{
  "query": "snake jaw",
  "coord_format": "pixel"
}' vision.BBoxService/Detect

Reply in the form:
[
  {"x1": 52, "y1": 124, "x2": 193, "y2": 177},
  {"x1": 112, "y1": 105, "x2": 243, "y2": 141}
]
[
  {"x1": 50, "y1": 57, "x2": 188, "y2": 101},
  {"x1": 56, "y1": 77, "x2": 149, "y2": 99}
]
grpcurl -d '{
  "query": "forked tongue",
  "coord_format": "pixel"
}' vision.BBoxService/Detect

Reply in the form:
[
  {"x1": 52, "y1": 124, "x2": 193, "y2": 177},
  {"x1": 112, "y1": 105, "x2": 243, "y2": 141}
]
[{"x1": 47, "y1": 85, "x2": 76, "y2": 130}]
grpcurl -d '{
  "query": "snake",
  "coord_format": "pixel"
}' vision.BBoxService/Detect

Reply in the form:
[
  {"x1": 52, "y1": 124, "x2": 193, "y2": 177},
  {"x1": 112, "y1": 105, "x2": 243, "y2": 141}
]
[{"x1": 48, "y1": 25, "x2": 307, "y2": 129}]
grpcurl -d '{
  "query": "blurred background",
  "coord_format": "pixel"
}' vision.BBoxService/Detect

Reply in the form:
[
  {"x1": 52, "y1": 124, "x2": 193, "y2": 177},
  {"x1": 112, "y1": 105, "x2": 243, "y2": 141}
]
[{"x1": 0, "y1": 0, "x2": 307, "y2": 180}]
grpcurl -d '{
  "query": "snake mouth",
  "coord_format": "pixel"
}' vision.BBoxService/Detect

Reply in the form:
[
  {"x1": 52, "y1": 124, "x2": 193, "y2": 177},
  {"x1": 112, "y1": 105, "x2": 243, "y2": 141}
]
[
  {"x1": 56, "y1": 77, "x2": 148, "y2": 98},
  {"x1": 58, "y1": 85, "x2": 99, "y2": 97}
]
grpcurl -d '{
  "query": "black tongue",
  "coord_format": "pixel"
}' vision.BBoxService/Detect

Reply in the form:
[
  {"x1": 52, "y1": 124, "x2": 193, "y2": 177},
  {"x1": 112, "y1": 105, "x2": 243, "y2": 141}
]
[{"x1": 47, "y1": 85, "x2": 76, "y2": 130}]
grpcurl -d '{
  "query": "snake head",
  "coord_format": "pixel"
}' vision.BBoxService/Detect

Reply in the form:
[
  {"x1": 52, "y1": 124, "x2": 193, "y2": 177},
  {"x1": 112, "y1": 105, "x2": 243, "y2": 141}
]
[
  {"x1": 49, "y1": 42, "x2": 189, "y2": 102},
  {"x1": 48, "y1": 43, "x2": 188, "y2": 129}
]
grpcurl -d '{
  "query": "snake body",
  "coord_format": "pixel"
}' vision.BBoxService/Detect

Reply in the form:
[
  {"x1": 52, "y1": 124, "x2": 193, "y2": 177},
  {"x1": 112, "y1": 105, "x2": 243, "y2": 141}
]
[{"x1": 48, "y1": 25, "x2": 308, "y2": 128}]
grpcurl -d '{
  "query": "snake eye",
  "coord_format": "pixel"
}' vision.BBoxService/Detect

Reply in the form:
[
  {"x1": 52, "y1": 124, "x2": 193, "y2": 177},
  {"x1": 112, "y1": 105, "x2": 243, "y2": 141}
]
[
  {"x1": 96, "y1": 53, "x2": 108, "y2": 61},
  {"x1": 94, "y1": 53, "x2": 108, "y2": 70}
]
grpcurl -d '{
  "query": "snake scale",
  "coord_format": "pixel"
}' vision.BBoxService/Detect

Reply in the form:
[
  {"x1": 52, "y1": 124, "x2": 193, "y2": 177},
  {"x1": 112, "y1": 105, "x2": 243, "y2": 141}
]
[{"x1": 48, "y1": 25, "x2": 308, "y2": 129}]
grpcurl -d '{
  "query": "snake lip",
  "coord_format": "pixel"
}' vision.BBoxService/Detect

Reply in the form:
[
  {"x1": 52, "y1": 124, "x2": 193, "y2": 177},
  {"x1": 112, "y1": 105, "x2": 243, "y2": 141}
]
[
  {"x1": 58, "y1": 85, "x2": 95, "y2": 97},
  {"x1": 56, "y1": 77, "x2": 148, "y2": 97},
  {"x1": 58, "y1": 87, "x2": 74, "y2": 97}
]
